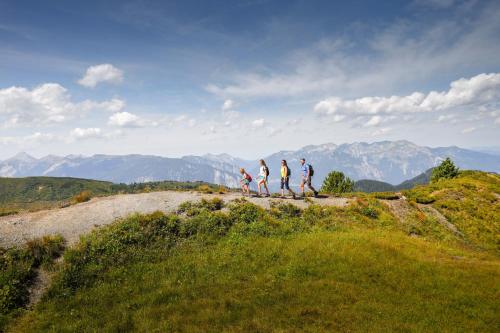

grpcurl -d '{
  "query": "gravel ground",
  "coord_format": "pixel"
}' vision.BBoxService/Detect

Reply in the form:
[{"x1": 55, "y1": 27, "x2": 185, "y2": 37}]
[{"x1": 0, "y1": 191, "x2": 350, "y2": 247}]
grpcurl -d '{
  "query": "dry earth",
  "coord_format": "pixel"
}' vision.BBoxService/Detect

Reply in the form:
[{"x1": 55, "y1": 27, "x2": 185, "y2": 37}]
[{"x1": 0, "y1": 191, "x2": 350, "y2": 248}]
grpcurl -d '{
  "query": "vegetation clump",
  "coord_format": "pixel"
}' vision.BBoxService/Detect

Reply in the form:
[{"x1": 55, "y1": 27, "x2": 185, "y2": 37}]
[
  {"x1": 431, "y1": 157, "x2": 459, "y2": 182},
  {"x1": 0, "y1": 235, "x2": 65, "y2": 329},
  {"x1": 72, "y1": 190, "x2": 92, "y2": 204},
  {"x1": 321, "y1": 171, "x2": 354, "y2": 194}
]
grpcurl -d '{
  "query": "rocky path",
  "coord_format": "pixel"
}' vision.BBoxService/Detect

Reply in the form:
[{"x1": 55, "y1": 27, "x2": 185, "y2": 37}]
[{"x1": 0, "y1": 191, "x2": 350, "y2": 248}]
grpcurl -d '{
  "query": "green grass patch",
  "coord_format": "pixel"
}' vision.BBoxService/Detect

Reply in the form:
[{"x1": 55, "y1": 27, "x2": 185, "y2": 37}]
[
  {"x1": 0, "y1": 235, "x2": 65, "y2": 330},
  {"x1": 4, "y1": 172, "x2": 500, "y2": 331},
  {"x1": 404, "y1": 171, "x2": 500, "y2": 251}
]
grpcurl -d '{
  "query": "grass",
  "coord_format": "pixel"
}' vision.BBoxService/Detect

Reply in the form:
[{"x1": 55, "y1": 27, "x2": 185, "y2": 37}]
[
  {"x1": 404, "y1": 171, "x2": 500, "y2": 251},
  {"x1": 6, "y1": 187, "x2": 500, "y2": 332},
  {"x1": 0, "y1": 177, "x2": 229, "y2": 213},
  {"x1": 0, "y1": 235, "x2": 65, "y2": 330},
  {"x1": 3, "y1": 171, "x2": 499, "y2": 332}
]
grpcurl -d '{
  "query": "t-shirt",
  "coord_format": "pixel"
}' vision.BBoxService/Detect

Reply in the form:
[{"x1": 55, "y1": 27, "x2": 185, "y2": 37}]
[
  {"x1": 281, "y1": 166, "x2": 287, "y2": 178},
  {"x1": 301, "y1": 164, "x2": 309, "y2": 177},
  {"x1": 260, "y1": 166, "x2": 267, "y2": 177}
]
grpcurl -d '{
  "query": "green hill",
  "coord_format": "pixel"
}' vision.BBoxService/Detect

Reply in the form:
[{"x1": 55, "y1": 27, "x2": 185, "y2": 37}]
[
  {"x1": 0, "y1": 177, "x2": 226, "y2": 214},
  {"x1": 2, "y1": 172, "x2": 499, "y2": 332},
  {"x1": 355, "y1": 168, "x2": 433, "y2": 192}
]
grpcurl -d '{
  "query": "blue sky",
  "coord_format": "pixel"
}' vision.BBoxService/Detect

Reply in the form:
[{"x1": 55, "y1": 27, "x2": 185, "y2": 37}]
[{"x1": 1, "y1": 0, "x2": 499, "y2": 159}]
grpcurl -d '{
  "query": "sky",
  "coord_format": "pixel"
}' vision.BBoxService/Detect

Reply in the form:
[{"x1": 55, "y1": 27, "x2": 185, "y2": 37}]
[{"x1": 0, "y1": 0, "x2": 499, "y2": 160}]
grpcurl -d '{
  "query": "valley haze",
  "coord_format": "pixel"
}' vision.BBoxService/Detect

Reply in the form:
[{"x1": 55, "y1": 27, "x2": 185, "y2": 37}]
[{"x1": 2, "y1": 140, "x2": 499, "y2": 190}]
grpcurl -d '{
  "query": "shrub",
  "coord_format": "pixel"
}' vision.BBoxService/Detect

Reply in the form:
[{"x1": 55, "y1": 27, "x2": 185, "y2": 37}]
[
  {"x1": 72, "y1": 190, "x2": 92, "y2": 203},
  {"x1": 25, "y1": 234, "x2": 65, "y2": 267},
  {"x1": 372, "y1": 192, "x2": 400, "y2": 200},
  {"x1": 177, "y1": 198, "x2": 224, "y2": 216},
  {"x1": 270, "y1": 202, "x2": 302, "y2": 219},
  {"x1": 321, "y1": 171, "x2": 354, "y2": 194},
  {"x1": 197, "y1": 185, "x2": 213, "y2": 194},
  {"x1": 0, "y1": 235, "x2": 65, "y2": 323},
  {"x1": 431, "y1": 158, "x2": 459, "y2": 182},
  {"x1": 228, "y1": 201, "x2": 265, "y2": 225}
]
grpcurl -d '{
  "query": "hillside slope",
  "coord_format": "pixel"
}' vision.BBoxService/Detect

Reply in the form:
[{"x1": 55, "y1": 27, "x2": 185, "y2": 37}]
[{"x1": 2, "y1": 171, "x2": 499, "y2": 332}]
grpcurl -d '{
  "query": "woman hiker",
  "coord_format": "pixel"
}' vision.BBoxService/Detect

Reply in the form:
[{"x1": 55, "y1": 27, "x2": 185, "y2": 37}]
[
  {"x1": 280, "y1": 159, "x2": 296, "y2": 199},
  {"x1": 239, "y1": 168, "x2": 252, "y2": 196},
  {"x1": 257, "y1": 159, "x2": 271, "y2": 197}
]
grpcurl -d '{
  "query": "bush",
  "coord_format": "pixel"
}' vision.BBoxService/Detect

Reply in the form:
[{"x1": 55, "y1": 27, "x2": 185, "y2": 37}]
[
  {"x1": 25, "y1": 235, "x2": 65, "y2": 267},
  {"x1": 431, "y1": 158, "x2": 459, "y2": 182},
  {"x1": 0, "y1": 235, "x2": 65, "y2": 325},
  {"x1": 72, "y1": 190, "x2": 92, "y2": 203},
  {"x1": 321, "y1": 171, "x2": 354, "y2": 194},
  {"x1": 372, "y1": 192, "x2": 400, "y2": 200},
  {"x1": 197, "y1": 185, "x2": 213, "y2": 194},
  {"x1": 177, "y1": 198, "x2": 224, "y2": 216}
]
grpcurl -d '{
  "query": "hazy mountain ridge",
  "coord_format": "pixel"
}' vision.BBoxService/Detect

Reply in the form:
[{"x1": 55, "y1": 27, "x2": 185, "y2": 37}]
[{"x1": 1, "y1": 141, "x2": 499, "y2": 189}]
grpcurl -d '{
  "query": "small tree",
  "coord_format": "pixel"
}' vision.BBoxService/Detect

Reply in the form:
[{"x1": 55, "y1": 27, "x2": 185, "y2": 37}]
[
  {"x1": 321, "y1": 171, "x2": 354, "y2": 194},
  {"x1": 431, "y1": 157, "x2": 459, "y2": 182}
]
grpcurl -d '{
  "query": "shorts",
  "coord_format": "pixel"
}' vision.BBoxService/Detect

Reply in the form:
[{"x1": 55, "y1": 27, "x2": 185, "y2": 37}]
[
  {"x1": 301, "y1": 177, "x2": 312, "y2": 187},
  {"x1": 257, "y1": 175, "x2": 266, "y2": 182},
  {"x1": 280, "y1": 177, "x2": 290, "y2": 190},
  {"x1": 241, "y1": 179, "x2": 250, "y2": 186}
]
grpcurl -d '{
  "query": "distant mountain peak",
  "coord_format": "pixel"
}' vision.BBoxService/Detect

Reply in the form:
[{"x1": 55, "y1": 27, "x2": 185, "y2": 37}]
[{"x1": 7, "y1": 152, "x2": 37, "y2": 162}]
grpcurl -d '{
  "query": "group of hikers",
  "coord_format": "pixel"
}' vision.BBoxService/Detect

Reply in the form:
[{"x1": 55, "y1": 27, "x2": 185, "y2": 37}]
[{"x1": 239, "y1": 158, "x2": 318, "y2": 198}]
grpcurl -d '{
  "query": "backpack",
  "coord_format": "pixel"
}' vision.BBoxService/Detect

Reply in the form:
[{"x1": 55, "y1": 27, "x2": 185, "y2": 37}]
[
  {"x1": 308, "y1": 164, "x2": 314, "y2": 177},
  {"x1": 286, "y1": 166, "x2": 291, "y2": 177},
  {"x1": 246, "y1": 173, "x2": 252, "y2": 182},
  {"x1": 264, "y1": 166, "x2": 270, "y2": 177}
]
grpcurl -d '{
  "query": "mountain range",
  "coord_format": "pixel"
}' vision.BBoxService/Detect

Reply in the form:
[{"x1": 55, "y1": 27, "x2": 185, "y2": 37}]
[{"x1": 1, "y1": 140, "x2": 499, "y2": 190}]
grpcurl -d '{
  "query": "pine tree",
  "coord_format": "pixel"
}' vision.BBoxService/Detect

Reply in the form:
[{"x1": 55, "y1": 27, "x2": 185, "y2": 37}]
[
  {"x1": 321, "y1": 171, "x2": 354, "y2": 194},
  {"x1": 431, "y1": 157, "x2": 459, "y2": 182}
]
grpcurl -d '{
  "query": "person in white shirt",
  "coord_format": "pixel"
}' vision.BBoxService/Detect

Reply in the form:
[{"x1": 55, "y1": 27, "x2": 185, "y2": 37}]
[{"x1": 257, "y1": 159, "x2": 270, "y2": 197}]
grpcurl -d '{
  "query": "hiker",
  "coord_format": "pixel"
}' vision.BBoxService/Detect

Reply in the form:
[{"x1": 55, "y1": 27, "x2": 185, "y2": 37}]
[
  {"x1": 280, "y1": 159, "x2": 296, "y2": 199},
  {"x1": 239, "y1": 168, "x2": 252, "y2": 196},
  {"x1": 257, "y1": 159, "x2": 271, "y2": 197},
  {"x1": 299, "y1": 158, "x2": 318, "y2": 197}
]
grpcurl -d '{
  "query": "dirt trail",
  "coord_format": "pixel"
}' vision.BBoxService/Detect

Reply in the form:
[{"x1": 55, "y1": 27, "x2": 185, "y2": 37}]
[{"x1": 0, "y1": 191, "x2": 350, "y2": 248}]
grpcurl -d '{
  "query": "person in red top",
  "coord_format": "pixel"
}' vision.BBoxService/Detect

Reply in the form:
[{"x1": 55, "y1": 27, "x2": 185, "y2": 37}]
[{"x1": 239, "y1": 168, "x2": 252, "y2": 196}]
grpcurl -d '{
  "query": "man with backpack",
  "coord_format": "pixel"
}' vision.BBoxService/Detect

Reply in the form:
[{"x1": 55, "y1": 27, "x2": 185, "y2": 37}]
[{"x1": 300, "y1": 158, "x2": 318, "y2": 198}]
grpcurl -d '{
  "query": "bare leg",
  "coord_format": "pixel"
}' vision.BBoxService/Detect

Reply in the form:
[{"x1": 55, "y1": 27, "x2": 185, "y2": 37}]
[{"x1": 263, "y1": 181, "x2": 270, "y2": 195}]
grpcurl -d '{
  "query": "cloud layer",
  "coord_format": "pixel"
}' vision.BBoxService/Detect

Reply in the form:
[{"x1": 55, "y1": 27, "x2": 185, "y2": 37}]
[
  {"x1": 314, "y1": 73, "x2": 500, "y2": 126},
  {"x1": 0, "y1": 83, "x2": 125, "y2": 127}
]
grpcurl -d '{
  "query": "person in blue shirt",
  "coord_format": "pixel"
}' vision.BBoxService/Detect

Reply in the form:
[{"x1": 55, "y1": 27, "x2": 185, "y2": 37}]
[{"x1": 299, "y1": 158, "x2": 318, "y2": 198}]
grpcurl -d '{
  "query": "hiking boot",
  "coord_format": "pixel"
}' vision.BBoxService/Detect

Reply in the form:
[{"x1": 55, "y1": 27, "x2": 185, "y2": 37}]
[
  {"x1": 292, "y1": 193, "x2": 296, "y2": 199},
  {"x1": 314, "y1": 191, "x2": 319, "y2": 198}
]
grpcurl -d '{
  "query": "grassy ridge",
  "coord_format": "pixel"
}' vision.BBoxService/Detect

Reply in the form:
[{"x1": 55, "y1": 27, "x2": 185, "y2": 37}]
[
  {"x1": 0, "y1": 177, "x2": 226, "y2": 213},
  {"x1": 7, "y1": 189, "x2": 500, "y2": 332},
  {"x1": 403, "y1": 171, "x2": 500, "y2": 251}
]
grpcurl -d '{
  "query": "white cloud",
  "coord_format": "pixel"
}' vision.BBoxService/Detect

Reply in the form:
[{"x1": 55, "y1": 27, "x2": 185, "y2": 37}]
[
  {"x1": 437, "y1": 114, "x2": 456, "y2": 122},
  {"x1": 364, "y1": 115, "x2": 382, "y2": 127},
  {"x1": 222, "y1": 99, "x2": 234, "y2": 111},
  {"x1": 108, "y1": 112, "x2": 144, "y2": 127},
  {"x1": 0, "y1": 83, "x2": 126, "y2": 127},
  {"x1": 461, "y1": 127, "x2": 476, "y2": 134},
  {"x1": 314, "y1": 73, "x2": 500, "y2": 120},
  {"x1": 70, "y1": 127, "x2": 103, "y2": 140},
  {"x1": 0, "y1": 132, "x2": 55, "y2": 146},
  {"x1": 495, "y1": 117, "x2": 500, "y2": 125},
  {"x1": 371, "y1": 127, "x2": 392, "y2": 136},
  {"x1": 252, "y1": 118, "x2": 265, "y2": 128},
  {"x1": 97, "y1": 98, "x2": 126, "y2": 112},
  {"x1": 78, "y1": 64, "x2": 124, "y2": 88},
  {"x1": 206, "y1": 3, "x2": 500, "y2": 100}
]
